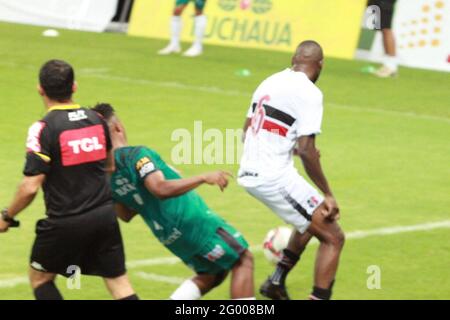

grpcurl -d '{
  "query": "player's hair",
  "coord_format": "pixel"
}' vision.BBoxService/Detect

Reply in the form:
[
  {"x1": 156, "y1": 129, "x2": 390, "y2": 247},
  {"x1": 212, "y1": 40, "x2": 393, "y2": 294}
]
[
  {"x1": 92, "y1": 103, "x2": 115, "y2": 121},
  {"x1": 39, "y1": 60, "x2": 74, "y2": 102}
]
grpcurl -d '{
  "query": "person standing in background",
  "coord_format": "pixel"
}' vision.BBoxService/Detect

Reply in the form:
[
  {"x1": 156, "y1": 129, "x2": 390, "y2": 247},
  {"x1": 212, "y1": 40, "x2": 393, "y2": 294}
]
[
  {"x1": 369, "y1": 0, "x2": 399, "y2": 77},
  {"x1": 158, "y1": 0, "x2": 207, "y2": 57}
]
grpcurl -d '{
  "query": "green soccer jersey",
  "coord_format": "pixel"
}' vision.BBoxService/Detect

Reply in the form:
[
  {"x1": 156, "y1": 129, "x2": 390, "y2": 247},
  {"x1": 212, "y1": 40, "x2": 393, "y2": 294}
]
[
  {"x1": 110, "y1": 146, "x2": 226, "y2": 261},
  {"x1": 176, "y1": 0, "x2": 206, "y2": 10}
]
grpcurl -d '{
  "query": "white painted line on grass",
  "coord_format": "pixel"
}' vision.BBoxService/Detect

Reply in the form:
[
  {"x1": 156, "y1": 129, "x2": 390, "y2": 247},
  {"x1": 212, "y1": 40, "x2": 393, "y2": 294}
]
[
  {"x1": 328, "y1": 103, "x2": 450, "y2": 124},
  {"x1": 0, "y1": 277, "x2": 28, "y2": 288},
  {"x1": 84, "y1": 74, "x2": 246, "y2": 97},
  {"x1": 135, "y1": 272, "x2": 184, "y2": 285},
  {"x1": 78, "y1": 68, "x2": 110, "y2": 75},
  {"x1": 0, "y1": 61, "x2": 447, "y2": 124},
  {"x1": 127, "y1": 257, "x2": 180, "y2": 268},
  {"x1": 83, "y1": 73, "x2": 450, "y2": 124},
  {"x1": 344, "y1": 220, "x2": 450, "y2": 239},
  {"x1": 1, "y1": 220, "x2": 449, "y2": 289}
]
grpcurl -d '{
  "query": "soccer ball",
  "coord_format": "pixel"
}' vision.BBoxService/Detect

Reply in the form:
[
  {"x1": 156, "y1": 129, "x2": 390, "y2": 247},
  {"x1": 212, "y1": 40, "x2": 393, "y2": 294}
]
[{"x1": 262, "y1": 226, "x2": 293, "y2": 264}]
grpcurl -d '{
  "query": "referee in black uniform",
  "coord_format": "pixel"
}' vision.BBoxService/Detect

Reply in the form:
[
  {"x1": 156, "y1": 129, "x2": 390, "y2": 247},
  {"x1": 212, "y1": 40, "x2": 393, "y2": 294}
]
[{"x1": 0, "y1": 60, "x2": 138, "y2": 300}]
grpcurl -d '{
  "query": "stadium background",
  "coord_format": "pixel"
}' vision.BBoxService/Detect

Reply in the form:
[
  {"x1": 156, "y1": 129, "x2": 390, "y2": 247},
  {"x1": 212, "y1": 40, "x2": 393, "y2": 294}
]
[{"x1": 0, "y1": 0, "x2": 448, "y2": 299}]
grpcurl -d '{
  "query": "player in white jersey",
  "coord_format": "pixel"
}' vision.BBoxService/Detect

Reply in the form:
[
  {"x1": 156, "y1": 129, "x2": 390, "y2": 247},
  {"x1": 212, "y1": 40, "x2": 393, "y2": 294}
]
[{"x1": 238, "y1": 41, "x2": 345, "y2": 300}]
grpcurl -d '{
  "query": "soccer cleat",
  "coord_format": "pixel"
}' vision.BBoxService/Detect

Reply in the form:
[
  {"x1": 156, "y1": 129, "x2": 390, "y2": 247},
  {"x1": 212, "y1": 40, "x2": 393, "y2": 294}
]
[
  {"x1": 182, "y1": 45, "x2": 203, "y2": 57},
  {"x1": 158, "y1": 44, "x2": 181, "y2": 55},
  {"x1": 259, "y1": 278, "x2": 291, "y2": 300},
  {"x1": 373, "y1": 66, "x2": 398, "y2": 78}
]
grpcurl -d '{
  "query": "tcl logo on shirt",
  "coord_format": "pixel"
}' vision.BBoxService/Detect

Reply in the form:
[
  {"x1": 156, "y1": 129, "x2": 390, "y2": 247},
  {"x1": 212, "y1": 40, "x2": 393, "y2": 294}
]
[{"x1": 59, "y1": 125, "x2": 106, "y2": 166}]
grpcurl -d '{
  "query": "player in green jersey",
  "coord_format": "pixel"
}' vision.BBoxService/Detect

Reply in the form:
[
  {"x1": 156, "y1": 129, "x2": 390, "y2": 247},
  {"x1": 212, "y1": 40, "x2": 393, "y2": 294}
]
[
  {"x1": 158, "y1": 0, "x2": 207, "y2": 57},
  {"x1": 92, "y1": 103, "x2": 254, "y2": 300}
]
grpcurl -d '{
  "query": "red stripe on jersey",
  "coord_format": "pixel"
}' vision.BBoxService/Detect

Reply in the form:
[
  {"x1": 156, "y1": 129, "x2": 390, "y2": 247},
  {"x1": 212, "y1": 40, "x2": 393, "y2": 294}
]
[
  {"x1": 59, "y1": 125, "x2": 107, "y2": 166},
  {"x1": 262, "y1": 120, "x2": 288, "y2": 137}
]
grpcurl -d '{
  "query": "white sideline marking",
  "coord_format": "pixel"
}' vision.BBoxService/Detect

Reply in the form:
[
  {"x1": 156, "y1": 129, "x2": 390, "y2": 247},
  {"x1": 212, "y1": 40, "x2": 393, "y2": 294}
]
[
  {"x1": 127, "y1": 257, "x2": 180, "y2": 268},
  {"x1": 85, "y1": 73, "x2": 246, "y2": 97},
  {"x1": 83, "y1": 73, "x2": 450, "y2": 124},
  {"x1": 135, "y1": 272, "x2": 184, "y2": 285},
  {"x1": 78, "y1": 68, "x2": 110, "y2": 75},
  {"x1": 328, "y1": 103, "x2": 450, "y2": 124},
  {"x1": 0, "y1": 277, "x2": 28, "y2": 288},
  {"x1": 344, "y1": 220, "x2": 450, "y2": 239},
  {"x1": 0, "y1": 61, "x2": 447, "y2": 124},
  {"x1": 1, "y1": 220, "x2": 449, "y2": 289}
]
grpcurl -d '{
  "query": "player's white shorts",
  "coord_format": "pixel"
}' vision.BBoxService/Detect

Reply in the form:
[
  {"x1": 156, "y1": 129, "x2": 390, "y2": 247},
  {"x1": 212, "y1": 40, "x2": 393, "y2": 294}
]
[{"x1": 239, "y1": 170, "x2": 324, "y2": 234}]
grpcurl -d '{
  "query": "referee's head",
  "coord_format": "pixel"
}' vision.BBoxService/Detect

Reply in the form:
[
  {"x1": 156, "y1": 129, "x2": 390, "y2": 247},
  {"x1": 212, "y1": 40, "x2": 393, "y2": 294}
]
[{"x1": 38, "y1": 59, "x2": 77, "y2": 103}]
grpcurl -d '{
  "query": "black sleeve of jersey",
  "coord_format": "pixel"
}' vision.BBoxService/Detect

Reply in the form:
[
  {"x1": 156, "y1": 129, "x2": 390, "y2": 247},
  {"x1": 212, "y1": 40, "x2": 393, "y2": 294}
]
[
  {"x1": 24, "y1": 152, "x2": 51, "y2": 176},
  {"x1": 23, "y1": 122, "x2": 52, "y2": 176}
]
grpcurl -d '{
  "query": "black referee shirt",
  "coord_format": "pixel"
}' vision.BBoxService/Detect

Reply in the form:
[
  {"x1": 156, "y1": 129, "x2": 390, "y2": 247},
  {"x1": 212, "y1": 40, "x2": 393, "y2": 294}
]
[{"x1": 24, "y1": 105, "x2": 112, "y2": 217}]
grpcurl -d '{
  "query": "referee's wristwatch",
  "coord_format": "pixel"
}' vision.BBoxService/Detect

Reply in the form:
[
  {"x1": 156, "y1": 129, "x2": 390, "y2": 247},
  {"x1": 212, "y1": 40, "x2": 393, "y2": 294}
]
[{"x1": 1, "y1": 208, "x2": 15, "y2": 225}]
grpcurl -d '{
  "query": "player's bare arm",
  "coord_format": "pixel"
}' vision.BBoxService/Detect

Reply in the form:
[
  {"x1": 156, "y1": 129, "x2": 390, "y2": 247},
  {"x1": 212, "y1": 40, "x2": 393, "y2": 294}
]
[
  {"x1": 144, "y1": 170, "x2": 232, "y2": 199},
  {"x1": 115, "y1": 202, "x2": 137, "y2": 223},
  {"x1": 297, "y1": 135, "x2": 339, "y2": 219},
  {"x1": 0, "y1": 174, "x2": 45, "y2": 233}
]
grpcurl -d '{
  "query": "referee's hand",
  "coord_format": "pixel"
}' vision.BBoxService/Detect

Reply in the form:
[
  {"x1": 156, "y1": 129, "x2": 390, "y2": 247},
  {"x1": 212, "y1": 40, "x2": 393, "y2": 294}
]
[{"x1": 0, "y1": 219, "x2": 10, "y2": 233}]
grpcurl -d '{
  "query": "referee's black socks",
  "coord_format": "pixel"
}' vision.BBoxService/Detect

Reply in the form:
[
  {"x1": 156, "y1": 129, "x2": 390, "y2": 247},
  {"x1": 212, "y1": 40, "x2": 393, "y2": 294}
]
[{"x1": 34, "y1": 281, "x2": 63, "y2": 300}]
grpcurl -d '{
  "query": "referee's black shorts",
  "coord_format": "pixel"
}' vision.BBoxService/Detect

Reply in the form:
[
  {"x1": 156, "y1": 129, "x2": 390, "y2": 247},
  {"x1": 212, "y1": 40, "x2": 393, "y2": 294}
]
[
  {"x1": 30, "y1": 203, "x2": 126, "y2": 278},
  {"x1": 368, "y1": 0, "x2": 397, "y2": 29}
]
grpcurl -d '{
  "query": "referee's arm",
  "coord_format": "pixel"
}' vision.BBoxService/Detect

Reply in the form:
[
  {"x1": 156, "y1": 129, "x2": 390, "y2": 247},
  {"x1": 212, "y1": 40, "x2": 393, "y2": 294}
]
[{"x1": 0, "y1": 174, "x2": 45, "y2": 232}]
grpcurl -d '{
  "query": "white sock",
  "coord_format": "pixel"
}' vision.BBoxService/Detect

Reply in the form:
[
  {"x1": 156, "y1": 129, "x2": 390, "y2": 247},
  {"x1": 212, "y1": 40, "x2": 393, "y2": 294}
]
[
  {"x1": 383, "y1": 55, "x2": 398, "y2": 71},
  {"x1": 170, "y1": 279, "x2": 202, "y2": 300},
  {"x1": 170, "y1": 16, "x2": 182, "y2": 47},
  {"x1": 233, "y1": 297, "x2": 256, "y2": 300},
  {"x1": 193, "y1": 15, "x2": 207, "y2": 49}
]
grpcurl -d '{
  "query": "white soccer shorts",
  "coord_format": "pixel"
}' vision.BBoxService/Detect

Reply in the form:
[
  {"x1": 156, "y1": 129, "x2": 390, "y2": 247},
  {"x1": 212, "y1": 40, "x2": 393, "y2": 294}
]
[{"x1": 242, "y1": 171, "x2": 324, "y2": 234}]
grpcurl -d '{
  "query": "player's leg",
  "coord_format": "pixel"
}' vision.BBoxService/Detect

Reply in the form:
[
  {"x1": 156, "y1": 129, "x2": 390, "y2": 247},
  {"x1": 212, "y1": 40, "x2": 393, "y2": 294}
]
[
  {"x1": 183, "y1": 0, "x2": 208, "y2": 57},
  {"x1": 170, "y1": 272, "x2": 228, "y2": 300},
  {"x1": 261, "y1": 230, "x2": 313, "y2": 299},
  {"x1": 374, "y1": 0, "x2": 398, "y2": 77},
  {"x1": 380, "y1": 28, "x2": 397, "y2": 70},
  {"x1": 382, "y1": 28, "x2": 396, "y2": 56},
  {"x1": 171, "y1": 224, "x2": 254, "y2": 299},
  {"x1": 29, "y1": 268, "x2": 61, "y2": 300},
  {"x1": 158, "y1": 1, "x2": 188, "y2": 55},
  {"x1": 213, "y1": 225, "x2": 255, "y2": 299},
  {"x1": 104, "y1": 274, "x2": 138, "y2": 300},
  {"x1": 230, "y1": 249, "x2": 254, "y2": 299},
  {"x1": 176, "y1": 250, "x2": 254, "y2": 300},
  {"x1": 180, "y1": 249, "x2": 254, "y2": 300},
  {"x1": 194, "y1": 272, "x2": 228, "y2": 294},
  {"x1": 306, "y1": 204, "x2": 345, "y2": 300},
  {"x1": 246, "y1": 172, "x2": 328, "y2": 300}
]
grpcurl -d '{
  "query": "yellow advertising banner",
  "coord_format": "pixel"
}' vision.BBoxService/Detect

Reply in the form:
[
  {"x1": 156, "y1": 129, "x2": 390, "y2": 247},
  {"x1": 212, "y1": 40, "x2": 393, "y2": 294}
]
[{"x1": 129, "y1": 0, "x2": 367, "y2": 59}]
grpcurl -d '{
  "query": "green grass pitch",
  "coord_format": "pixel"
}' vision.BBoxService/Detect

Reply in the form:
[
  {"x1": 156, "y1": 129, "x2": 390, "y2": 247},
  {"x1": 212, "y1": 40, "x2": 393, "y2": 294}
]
[{"x1": 0, "y1": 22, "x2": 449, "y2": 300}]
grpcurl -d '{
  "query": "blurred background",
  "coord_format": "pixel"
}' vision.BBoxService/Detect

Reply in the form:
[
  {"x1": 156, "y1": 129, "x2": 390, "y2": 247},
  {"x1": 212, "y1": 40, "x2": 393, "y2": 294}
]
[{"x1": 0, "y1": 0, "x2": 448, "y2": 71}]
